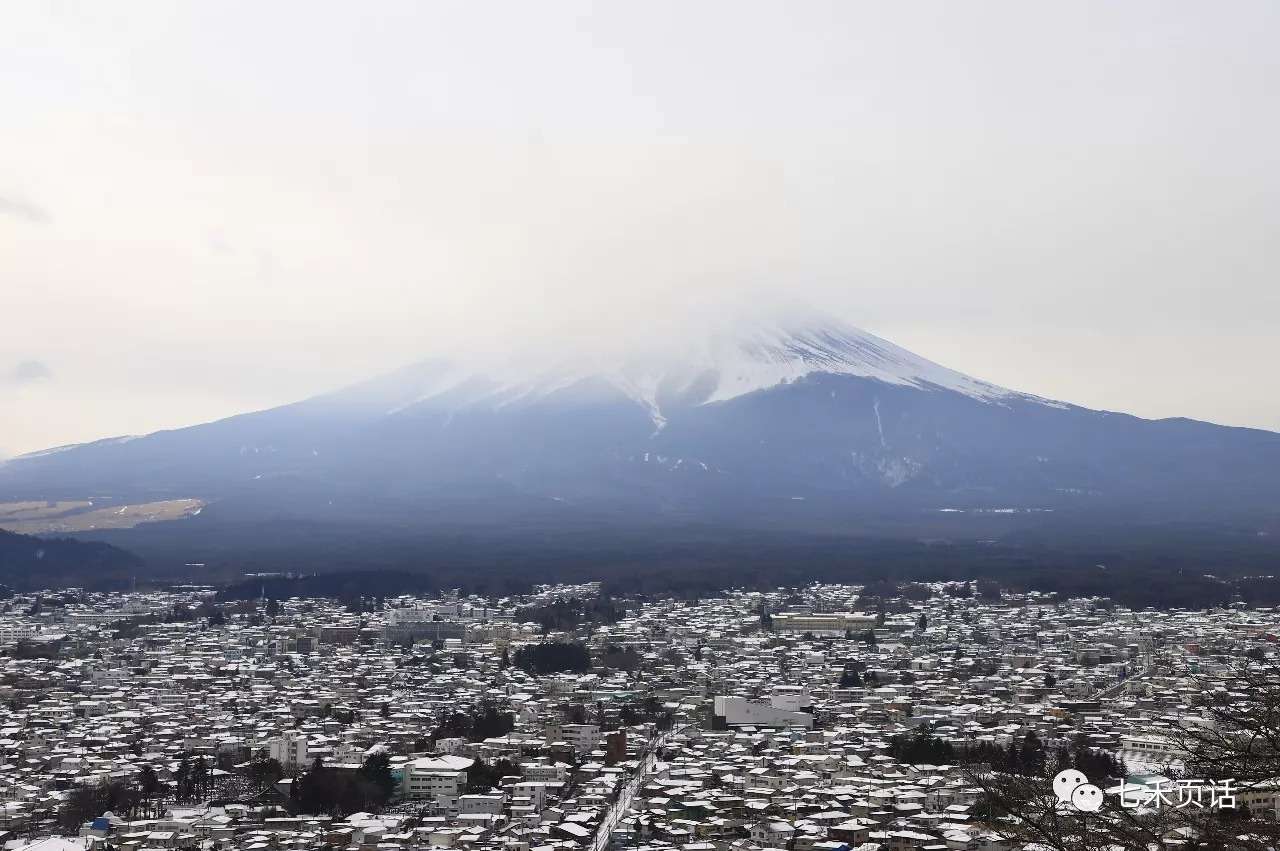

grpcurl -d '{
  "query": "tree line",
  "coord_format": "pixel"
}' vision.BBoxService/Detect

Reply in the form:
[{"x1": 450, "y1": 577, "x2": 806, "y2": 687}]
[
  {"x1": 887, "y1": 728, "x2": 1123, "y2": 782},
  {"x1": 513, "y1": 641, "x2": 590, "y2": 674}
]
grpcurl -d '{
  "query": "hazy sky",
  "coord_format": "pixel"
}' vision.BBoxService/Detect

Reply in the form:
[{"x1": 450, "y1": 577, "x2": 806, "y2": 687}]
[{"x1": 3, "y1": 1, "x2": 1279, "y2": 457}]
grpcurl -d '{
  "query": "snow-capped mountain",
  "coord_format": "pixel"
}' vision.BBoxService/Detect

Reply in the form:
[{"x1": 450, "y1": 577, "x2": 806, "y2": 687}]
[
  {"x1": 327, "y1": 315, "x2": 1057, "y2": 431},
  {"x1": 3, "y1": 314, "x2": 1280, "y2": 550}
]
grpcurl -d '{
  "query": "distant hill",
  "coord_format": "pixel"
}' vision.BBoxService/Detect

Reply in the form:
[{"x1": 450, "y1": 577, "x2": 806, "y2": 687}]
[{"x1": 0, "y1": 528, "x2": 142, "y2": 590}]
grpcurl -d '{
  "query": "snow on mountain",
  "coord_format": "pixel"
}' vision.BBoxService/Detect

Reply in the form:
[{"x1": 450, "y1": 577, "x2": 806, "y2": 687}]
[
  {"x1": 380, "y1": 315, "x2": 1060, "y2": 430},
  {"x1": 662, "y1": 316, "x2": 1019, "y2": 404},
  {"x1": 11, "y1": 435, "x2": 140, "y2": 463},
  {"x1": 4, "y1": 310, "x2": 1280, "y2": 542},
  {"x1": 4, "y1": 314, "x2": 1063, "y2": 467}
]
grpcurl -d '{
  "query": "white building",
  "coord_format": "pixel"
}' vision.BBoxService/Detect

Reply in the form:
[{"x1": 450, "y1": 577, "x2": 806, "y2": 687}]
[
  {"x1": 267, "y1": 731, "x2": 309, "y2": 770},
  {"x1": 511, "y1": 781, "x2": 558, "y2": 811},
  {"x1": 771, "y1": 612, "x2": 877, "y2": 636},
  {"x1": 713, "y1": 696, "x2": 813, "y2": 729},
  {"x1": 0, "y1": 621, "x2": 37, "y2": 645},
  {"x1": 551, "y1": 724, "x2": 601, "y2": 755},
  {"x1": 750, "y1": 821, "x2": 795, "y2": 846},
  {"x1": 401, "y1": 755, "x2": 473, "y2": 804},
  {"x1": 458, "y1": 794, "x2": 504, "y2": 816},
  {"x1": 520, "y1": 763, "x2": 569, "y2": 783},
  {"x1": 769, "y1": 685, "x2": 813, "y2": 712},
  {"x1": 1117, "y1": 734, "x2": 1185, "y2": 772}
]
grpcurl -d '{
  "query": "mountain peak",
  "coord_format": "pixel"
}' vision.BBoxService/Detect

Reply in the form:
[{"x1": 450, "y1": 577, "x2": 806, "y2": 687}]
[
  {"x1": 343, "y1": 312, "x2": 1047, "y2": 427},
  {"x1": 689, "y1": 314, "x2": 1016, "y2": 404},
  {"x1": 4, "y1": 308, "x2": 1279, "y2": 543}
]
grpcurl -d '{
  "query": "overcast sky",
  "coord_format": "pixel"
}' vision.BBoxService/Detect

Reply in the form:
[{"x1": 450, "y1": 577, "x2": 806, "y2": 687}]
[{"x1": 3, "y1": 1, "x2": 1278, "y2": 457}]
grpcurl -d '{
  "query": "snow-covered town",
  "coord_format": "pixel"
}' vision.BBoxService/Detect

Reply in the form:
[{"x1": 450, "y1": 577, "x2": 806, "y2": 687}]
[{"x1": 0, "y1": 581, "x2": 1276, "y2": 851}]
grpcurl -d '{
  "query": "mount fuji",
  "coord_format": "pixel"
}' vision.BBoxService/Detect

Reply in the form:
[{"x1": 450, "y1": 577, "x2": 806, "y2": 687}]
[{"x1": 4, "y1": 315, "x2": 1280, "y2": 558}]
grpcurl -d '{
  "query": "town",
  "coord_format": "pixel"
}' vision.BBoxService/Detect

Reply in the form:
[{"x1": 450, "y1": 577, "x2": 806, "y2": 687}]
[{"x1": 0, "y1": 579, "x2": 1275, "y2": 851}]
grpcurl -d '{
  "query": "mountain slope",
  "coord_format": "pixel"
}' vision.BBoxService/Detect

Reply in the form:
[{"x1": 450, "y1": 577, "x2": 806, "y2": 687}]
[
  {"x1": 3, "y1": 316, "x2": 1279, "y2": 549},
  {"x1": 0, "y1": 528, "x2": 142, "y2": 589}
]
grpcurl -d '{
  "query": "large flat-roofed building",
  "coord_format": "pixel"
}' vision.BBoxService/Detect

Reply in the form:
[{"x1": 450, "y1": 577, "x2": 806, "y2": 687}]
[
  {"x1": 382, "y1": 620, "x2": 465, "y2": 645},
  {"x1": 1117, "y1": 734, "x2": 1186, "y2": 772},
  {"x1": 713, "y1": 696, "x2": 813, "y2": 729},
  {"x1": 402, "y1": 755, "x2": 474, "y2": 803},
  {"x1": 771, "y1": 611, "x2": 877, "y2": 636}
]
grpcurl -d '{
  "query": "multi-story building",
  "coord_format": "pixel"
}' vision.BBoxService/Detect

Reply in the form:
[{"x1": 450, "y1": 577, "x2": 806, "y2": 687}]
[
  {"x1": 401, "y1": 755, "x2": 473, "y2": 804},
  {"x1": 771, "y1": 611, "x2": 877, "y2": 636},
  {"x1": 267, "y1": 731, "x2": 309, "y2": 770}
]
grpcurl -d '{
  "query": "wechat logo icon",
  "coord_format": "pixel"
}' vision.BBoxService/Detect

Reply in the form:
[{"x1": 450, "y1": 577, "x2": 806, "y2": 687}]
[{"x1": 1054, "y1": 769, "x2": 1104, "y2": 813}]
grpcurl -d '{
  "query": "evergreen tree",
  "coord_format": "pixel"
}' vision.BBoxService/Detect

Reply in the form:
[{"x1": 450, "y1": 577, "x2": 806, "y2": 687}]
[
  {"x1": 359, "y1": 751, "x2": 396, "y2": 807},
  {"x1": 175, "y1": 755, "x2": 192, "y2": 801},
  {"x1": 137, "y1": 765, "x2": 162, "y2": 816},
  {"x1": 839, "y1": 665, "x2": 863, "y2": 687},
  {"x1": 512, "y1": 641, "x2": 590, "y2": 674}
]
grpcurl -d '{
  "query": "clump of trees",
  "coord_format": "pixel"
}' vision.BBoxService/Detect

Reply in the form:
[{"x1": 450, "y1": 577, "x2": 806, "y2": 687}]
[
  {"x1": 513, "y1": 641, "x2": 590, "y2": 674},
  {"x1": 963, "y1": 733, "x2": 1051, "y2": 777},
  {"x1": 601, "y1": 643, "x2": 642, "y2": 671},
  {"x1": 60, "y1": 782, "x2": 136, "y2": 832},
  {"x1": 432, "y1": 699, "x2": 514, "y2": 743},
  {"x1": 58, "y1": 764, "x2": 170, "y2": 831},
  {"x1": 886, "y1": 729, "x2": 1124, "y2": 784},
  {"x1": 291, "y1": 752, "x2": 395, "y2": 816},
  {"x1": 245, "y1": 755, "x2": 285, "y2": 790},
  {"x1": 901, "y1": 583, "x2": 933, "y2": 601},
  {"x1": 517, "y1": 594, "x2": 624, "y2": 634},
  {"x1": 466, "y1": 758, "x2": 520, "y2": 792},
  {"x1": 887, "y1": 728, "x2": 956, "y2": 765},
  {"x1": 975, "y1": 579, "x2": 1002, "y2": 600},
  {"x1": 173, "y1": 754, "x2": 215, "y2": 801},
  {"x1": 192, "y1": 545, "x2": 1280, "y2": 614},
  {"x1": 619, "y1": 695, "x2": 674, "y2": 730},
  {"x1": 9, "y1": 637, "x2": 66, "y2": 659}
]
